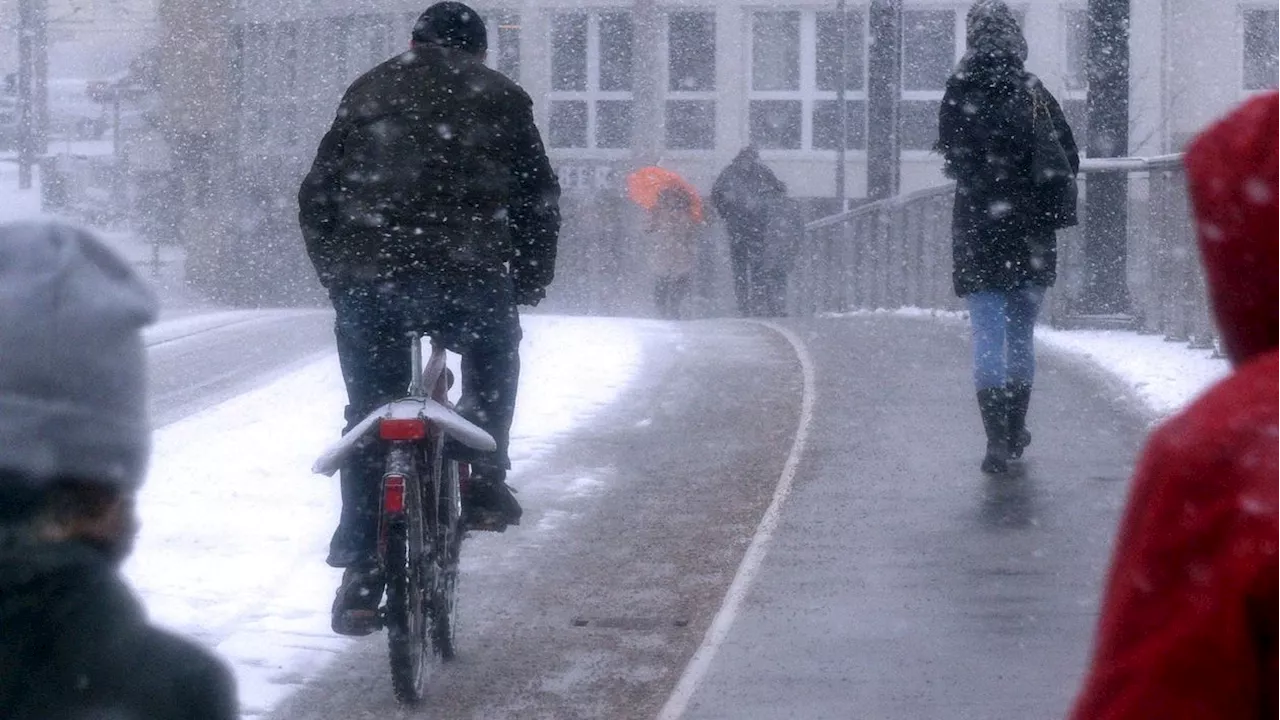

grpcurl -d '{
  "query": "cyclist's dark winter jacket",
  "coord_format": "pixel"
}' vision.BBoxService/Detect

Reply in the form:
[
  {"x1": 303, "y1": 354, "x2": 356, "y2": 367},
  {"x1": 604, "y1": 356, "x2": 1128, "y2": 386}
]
[
  {"x1": 936, "y1": 54, "x2": 1078, "y2": 297},
  {"x1": 298, "y1": 45, "x2": 560, "y2": 300},
  {"x1": 0, "y1": 540, "x2": 237, "y2": 720}
]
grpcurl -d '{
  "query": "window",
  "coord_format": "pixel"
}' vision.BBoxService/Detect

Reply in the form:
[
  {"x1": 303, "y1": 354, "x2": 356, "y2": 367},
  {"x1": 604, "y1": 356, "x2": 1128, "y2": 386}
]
[
  {"x1": 548, "y1": 11, "x2": 634, "y2": 149},
  {"x1": 277, "y1": 24, "x2": 299, "y2": 147},
  {"x1": 1063, "y1": 9, "x2": 1089, "y2": 92},
  {"x1": 666, "y1": 11, "x2": 716, "y2": 149},
  {"x1": 1243, "y1": 8, "x2": 1279, "y2": 90},
  {"x1": 748, "y1": 10, "x2": 867, "y2": 151},
  {"x1": 492, "y1": 11, "x2": 521, "y2": 81},
  {"x1": 241, "y1": 24, "x2": 270, "y2": 139},
  {"x1": 899, "y1": 9, "x2": 958, "y2": 151},
  {"x1": 901, "y1": 10, "x2": 954, "y2": 92}
]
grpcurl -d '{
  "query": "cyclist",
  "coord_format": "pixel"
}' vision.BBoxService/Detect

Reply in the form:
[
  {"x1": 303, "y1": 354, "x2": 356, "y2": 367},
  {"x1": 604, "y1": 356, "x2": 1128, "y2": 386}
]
[{"x1": 298, "y1": 1, "x2": 561, "y2": 635}]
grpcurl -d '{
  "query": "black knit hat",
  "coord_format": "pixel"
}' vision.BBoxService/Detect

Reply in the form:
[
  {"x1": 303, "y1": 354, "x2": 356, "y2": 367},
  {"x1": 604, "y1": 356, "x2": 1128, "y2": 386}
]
[{"x1": 412, "y1": 2, "x2": 488, "y2": 54}]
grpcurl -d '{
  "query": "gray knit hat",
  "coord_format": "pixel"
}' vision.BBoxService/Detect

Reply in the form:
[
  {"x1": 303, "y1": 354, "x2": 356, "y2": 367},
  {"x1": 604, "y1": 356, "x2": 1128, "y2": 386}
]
[
  {"x1": 965, "y1": 0, "x2": 1028, "y2": 61},
  {"x1": 0, "y1": 221, "x2": 157, "y2": 492}
]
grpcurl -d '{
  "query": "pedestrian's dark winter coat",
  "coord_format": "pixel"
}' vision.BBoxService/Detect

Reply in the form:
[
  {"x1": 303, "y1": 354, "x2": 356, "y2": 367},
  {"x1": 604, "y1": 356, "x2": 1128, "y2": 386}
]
[
  {"x1": 710, "y1": 149, "x2": 788, "y2": 241},
  {"x1": 1069, "y1": 91, "x2": 1278, "y2": 720},
  {"x1": 936, "y1": 10, "x2": 1078, "y2": 297},
  {"x1": 0, "y1": 540, "x2": 237, "y2": 720},
  {"x1": 298, "y1": 45, "x2": 561, "y2": 300}
]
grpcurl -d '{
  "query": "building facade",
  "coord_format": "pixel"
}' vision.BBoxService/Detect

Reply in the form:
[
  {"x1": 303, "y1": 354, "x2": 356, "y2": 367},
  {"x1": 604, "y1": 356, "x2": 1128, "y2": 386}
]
[
  {"x1": 0, "y1": 0, "x2": 158, "y2": 79},
  {"x1": 151, "y1": 0, "x2": 1276, "y2": 304}
]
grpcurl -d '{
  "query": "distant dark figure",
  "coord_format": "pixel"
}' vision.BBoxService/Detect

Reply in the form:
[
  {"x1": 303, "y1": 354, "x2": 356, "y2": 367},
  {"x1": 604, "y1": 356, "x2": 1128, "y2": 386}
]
[
  {"x1": 711, "y1": 146, "x2": 789, "y2": 317},
  {"x1": 647, "y1": 187, "x2": 701, "y2": 319},
  {"x1": 298, "y1": 2, "x2": 561, "y2": 635},
  {"x1": 935, "y1": 0, "x2": 1078, "y2": 474},
  {"x1": 754, "y1": 194, "x2": 804, "y2": 317},
  {"x1": 0, "y1": 221, "x2": 237, "y2": 720},
  {"x1": 1069, "y1": 91, "x2": 1278, "y2": 720}
]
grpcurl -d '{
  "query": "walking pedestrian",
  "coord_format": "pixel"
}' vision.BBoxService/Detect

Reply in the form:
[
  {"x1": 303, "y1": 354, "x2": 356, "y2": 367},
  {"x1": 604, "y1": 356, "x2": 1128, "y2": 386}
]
[
  {"x1": 647, "y1": 186, "x2": 701, "y2": 319},
  {"x1": 935, "y1": 0, "x2": 1079, "y2": 473},
  {"x1": 1068, "y1": 91, "x2": 1277, "y2": 720},
  {"x1": 0, "y1": 221, "x2": 238, "y2": 720},
  {"x1": 711, "y1": 146, "x2": 789, "y2": 317}
]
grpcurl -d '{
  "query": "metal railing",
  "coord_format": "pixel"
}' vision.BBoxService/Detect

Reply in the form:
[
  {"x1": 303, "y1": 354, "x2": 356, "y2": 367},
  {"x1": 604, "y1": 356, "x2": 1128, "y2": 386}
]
[{"x1": 792, "y1": 155, "x2": 1219, "y2": 347}]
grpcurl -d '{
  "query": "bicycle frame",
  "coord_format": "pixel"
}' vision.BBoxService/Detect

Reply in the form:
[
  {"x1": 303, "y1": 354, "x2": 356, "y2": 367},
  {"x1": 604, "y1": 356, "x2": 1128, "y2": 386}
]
[{"x1": 313, "y1": 332, "x2": 493, "y2": 702}]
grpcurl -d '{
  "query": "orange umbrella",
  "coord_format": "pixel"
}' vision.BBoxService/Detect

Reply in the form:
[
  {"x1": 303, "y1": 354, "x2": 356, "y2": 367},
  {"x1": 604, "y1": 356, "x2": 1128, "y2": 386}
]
[{"x1": 626, "y1": 166, "x2": 704, "y2": 223}]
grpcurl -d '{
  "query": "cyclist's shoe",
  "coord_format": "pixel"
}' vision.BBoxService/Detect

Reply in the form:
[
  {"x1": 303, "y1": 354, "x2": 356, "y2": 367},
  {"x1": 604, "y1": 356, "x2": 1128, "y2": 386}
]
[
  {"x1": 464, "y1": 470, "x2": 521, "y2": 532},
  {"x1": 331, "y1": 566, "x2": 384, "y2": 637}
]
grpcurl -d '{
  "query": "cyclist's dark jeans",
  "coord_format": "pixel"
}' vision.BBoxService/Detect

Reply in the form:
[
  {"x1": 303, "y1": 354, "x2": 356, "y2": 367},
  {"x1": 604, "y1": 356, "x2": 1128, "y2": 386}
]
[{"x1": 327, "y1": 274, "x2": 522, "y2": 568}]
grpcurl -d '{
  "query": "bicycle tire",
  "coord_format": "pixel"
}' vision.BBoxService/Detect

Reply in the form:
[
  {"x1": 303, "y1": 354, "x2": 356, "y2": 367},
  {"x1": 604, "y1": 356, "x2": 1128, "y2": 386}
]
[
  {"x1": 432, "y1": 458, "x2": 463, "y2": 660},
  {"x1": 384, "y1": 445, "x2": 430, "y2": 704}
]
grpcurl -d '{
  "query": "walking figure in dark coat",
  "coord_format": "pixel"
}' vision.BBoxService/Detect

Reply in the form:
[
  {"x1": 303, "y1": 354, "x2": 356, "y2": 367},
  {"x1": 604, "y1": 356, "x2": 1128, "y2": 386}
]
[
  {"x1": 711, "y1": 146, "x2": 790, "y2": 317},
  {"x1": 0, "y1": 221, "x2": 237, "y2": 720},
  {"x1": 298, "y1": 2, "x2": 561, "y2": 635},
  {"x1": 935, "y1": 0, "x2": 1079, "y2": 473}
]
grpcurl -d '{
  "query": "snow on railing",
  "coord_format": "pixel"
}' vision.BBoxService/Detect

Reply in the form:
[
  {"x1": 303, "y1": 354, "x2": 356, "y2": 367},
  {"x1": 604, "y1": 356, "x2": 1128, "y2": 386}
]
[{"x1": 793, "y1": 154, "x2": 1218, "y2": 349}]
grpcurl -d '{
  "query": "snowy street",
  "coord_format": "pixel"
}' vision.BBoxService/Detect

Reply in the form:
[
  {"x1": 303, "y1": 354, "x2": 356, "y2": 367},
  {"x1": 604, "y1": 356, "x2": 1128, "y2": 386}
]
[{"x1": 122, "y1": 306, "x2": 1228, "y2": 719}]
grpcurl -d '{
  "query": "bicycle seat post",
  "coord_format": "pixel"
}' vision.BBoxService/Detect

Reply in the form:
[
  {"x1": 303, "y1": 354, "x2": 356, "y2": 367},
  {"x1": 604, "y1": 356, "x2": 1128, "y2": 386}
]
[{"x1": 407, "y1": 332, "x2": 423, "y2": 398}]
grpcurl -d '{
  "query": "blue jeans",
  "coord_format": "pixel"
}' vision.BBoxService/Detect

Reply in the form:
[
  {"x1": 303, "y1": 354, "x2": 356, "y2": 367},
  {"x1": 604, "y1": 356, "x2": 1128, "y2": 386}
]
[{"x1": 966, "y1": 286, "x2": 1046, "y2": 390}]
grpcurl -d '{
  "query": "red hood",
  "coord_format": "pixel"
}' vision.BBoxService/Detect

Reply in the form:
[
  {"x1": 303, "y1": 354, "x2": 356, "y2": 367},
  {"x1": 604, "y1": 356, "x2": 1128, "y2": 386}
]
[{"x1": 1184, "y1": 92, "x2": 1278, "y2": 365}]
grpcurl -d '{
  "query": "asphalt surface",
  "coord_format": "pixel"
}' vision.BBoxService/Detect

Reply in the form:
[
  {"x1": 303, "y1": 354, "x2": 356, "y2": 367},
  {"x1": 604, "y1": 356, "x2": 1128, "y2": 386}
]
[
  {"x1": 146, "y1": 309, "x2": 335, "y2": 426},
  {"x1": 675, "y1": 316, "x2": 1146, "y2": 720},
  {"x1": 267, "y1": 320, "x2": 802, "y2": 720},
  {"x1": 147, "y1": 311, "x2": 1148, "y2": 719}
]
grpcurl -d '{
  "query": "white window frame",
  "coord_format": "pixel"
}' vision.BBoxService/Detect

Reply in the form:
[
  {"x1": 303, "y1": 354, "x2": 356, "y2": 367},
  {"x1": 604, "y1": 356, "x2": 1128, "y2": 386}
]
[
  {"x1": 747, "y1": 8, "x2": 870, "y2": 153},
  {"x1": 1060, "y1": 6, "x2": 1089, "y2": 98},
  {"x1": 547, "y1": 10, "x2": 634, "y2": 151},
  {"x1": 662, "y1": 9, "x2": 717, "y2": 152},
  {"x1": 1240, "y1": 4, "x2": 1279, "y2": 93}
]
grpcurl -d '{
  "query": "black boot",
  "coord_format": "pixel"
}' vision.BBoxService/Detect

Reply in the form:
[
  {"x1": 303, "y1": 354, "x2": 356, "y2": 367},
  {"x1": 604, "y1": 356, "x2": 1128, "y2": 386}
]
[
  {"x1": 977, "y1": 388, "x2": 1010, "y2": 474},
  {"x1": 463, "y1": 464, "x2": 522, "y2": 531},
  {"x1": 1006, "y1": 382, "x2": 1033, "y2": 460},
  {"x1": 331, "y1": 566, "x2": 384, "y2": 636}
]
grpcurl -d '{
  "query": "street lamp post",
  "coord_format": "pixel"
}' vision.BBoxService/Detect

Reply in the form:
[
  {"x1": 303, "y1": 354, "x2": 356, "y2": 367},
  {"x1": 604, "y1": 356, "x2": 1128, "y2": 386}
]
[
  {"x1": 15, "y1": 0, "x2": 48, "y2": 190},
  {"x1": 835, "y1": 0, "x2": 848, "y2": 211},
  {"x1": 1080, "y1": 0, "x2": 1132, "y2": 315},
  {"x1": 866, "y1": 0, "x2": 901, "y2": 201}
]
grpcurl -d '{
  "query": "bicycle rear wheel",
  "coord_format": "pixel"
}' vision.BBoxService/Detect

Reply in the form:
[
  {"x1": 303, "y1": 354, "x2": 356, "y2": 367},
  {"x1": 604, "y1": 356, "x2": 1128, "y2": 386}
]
[
  {"x1": 431, "y1": 457, "x2": 464, "y2": 659},
  {"x1": 384, "y1": 445, "x2": 431, "y2": 703}
]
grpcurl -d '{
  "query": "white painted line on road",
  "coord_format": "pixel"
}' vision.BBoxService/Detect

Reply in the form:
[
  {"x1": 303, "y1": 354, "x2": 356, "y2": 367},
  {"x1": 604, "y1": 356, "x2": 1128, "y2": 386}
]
[{"x1": 655, "y1": 320, "x2": 817, "y2": 720}]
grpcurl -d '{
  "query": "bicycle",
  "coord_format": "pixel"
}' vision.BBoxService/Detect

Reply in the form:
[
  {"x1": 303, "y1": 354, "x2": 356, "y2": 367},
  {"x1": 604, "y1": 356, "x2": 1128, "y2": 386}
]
[{"x1": 312, "y1": 333, "x2": 496, "y2": 703}]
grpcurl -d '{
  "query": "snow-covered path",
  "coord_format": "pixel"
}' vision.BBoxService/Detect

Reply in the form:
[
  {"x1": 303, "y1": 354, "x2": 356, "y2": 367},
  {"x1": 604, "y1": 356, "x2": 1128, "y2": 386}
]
[
  {"x1": 126, "y1": 314, "x2": 652, "y2": 717},
  {"x1": 121, "y1": 308, "x2": 1230, "y2": 717}
]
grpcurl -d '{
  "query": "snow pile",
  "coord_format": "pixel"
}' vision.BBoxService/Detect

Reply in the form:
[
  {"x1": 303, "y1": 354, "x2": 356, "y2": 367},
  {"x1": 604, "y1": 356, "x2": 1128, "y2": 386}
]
[
  {"x1": 0, "y1": 164, "x2": 43, "y2": 223},
  {"x1": 822, "y1": 307, "x2": 1231, "y2": 417},
  {"x1": 1037, "y1": 328, "x2": 1230, "y2": 418},
  {"x1": 125, "y1": 314, "x2": 646, "y2": 717}
]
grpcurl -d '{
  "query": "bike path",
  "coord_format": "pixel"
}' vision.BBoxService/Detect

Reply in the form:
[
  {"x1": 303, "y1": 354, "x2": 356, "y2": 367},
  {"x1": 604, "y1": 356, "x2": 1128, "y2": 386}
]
[
  {"x1": 266, "y1": 319, "x2": 806, "y2": 720},
  {"x1": 669, "y1": 315, "x2": 1148, "y2": 720}
]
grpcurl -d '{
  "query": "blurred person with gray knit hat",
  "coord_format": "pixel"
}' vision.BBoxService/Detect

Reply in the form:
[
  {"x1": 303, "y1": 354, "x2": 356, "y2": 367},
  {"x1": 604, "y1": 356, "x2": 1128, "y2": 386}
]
[{"x1": 0, "y1": 221, "x2": 236, "y2": 720}]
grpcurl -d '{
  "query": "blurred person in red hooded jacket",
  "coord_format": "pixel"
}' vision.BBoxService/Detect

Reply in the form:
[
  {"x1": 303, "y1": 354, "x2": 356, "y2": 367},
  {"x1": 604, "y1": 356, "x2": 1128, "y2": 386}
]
[{"x1": 1068, "y1": 92, "x2": 1278, "y2": 719}]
